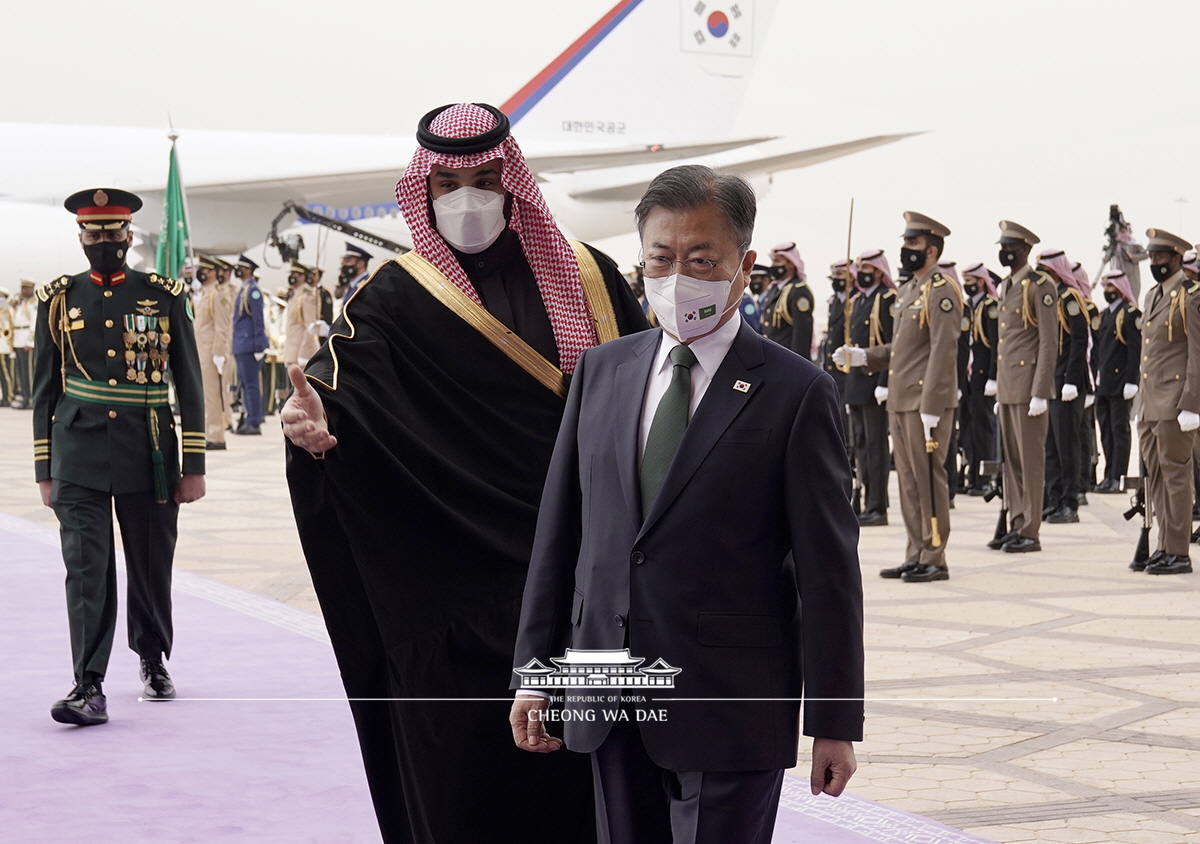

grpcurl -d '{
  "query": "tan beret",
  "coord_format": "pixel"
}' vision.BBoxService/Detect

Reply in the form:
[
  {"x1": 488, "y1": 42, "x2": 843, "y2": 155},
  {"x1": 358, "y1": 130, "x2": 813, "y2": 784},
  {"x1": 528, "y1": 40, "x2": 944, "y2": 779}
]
[
  {"x1": 901, "y1": 211, "x2": 951, "y2": 239},
  {"x1": 1146, "y1": 228, "x2": 1191, "y2": 255},
  {"x1": 997, "y1": 220, "x2": 1040, "y2": 247}
]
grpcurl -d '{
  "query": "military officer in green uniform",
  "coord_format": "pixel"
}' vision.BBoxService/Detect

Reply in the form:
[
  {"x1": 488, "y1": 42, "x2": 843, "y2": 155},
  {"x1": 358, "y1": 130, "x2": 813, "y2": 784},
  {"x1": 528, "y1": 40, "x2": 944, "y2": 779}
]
[{"x1": 33, "y1": 188, "x2": 206, "y2": 726}]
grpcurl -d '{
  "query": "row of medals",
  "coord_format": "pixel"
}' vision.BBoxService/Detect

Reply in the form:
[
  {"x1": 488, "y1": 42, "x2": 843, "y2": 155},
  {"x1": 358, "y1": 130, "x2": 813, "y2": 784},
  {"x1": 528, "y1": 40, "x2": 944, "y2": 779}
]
[{"x1": 122, "y1": 314, "x2": 170, "y2": 384}]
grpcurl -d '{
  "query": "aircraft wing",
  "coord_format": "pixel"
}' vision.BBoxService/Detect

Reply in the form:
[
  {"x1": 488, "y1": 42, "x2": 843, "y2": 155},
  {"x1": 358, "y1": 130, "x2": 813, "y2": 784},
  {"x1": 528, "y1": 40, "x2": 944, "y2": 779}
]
[{"x1": 567, "y1": 133, "x2": 923, "y2": 203}]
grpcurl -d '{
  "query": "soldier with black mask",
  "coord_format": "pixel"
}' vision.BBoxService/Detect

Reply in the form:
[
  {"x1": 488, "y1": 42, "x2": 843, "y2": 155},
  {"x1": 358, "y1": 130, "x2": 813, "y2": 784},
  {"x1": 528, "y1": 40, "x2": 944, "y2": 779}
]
[{"x1": 760, "y1": 241, "x2": 814, "y2": 359}]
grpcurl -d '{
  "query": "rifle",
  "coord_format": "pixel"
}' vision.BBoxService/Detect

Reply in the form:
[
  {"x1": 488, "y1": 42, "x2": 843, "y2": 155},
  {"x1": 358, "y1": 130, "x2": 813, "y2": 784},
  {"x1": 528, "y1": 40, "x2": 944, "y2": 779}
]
[
  {"x1": 846, "y1": 409, "x2": 863, "y2": 514},
  {"x1": 981, "y1": 459, "x2": 1008, "y2": 544},
  {"x1": 1123, "y1": 475, "x2": 1151, "y2": 565},
  {"x1": 1092, "y1": 204, "x2": 1128, "y2": 288}
]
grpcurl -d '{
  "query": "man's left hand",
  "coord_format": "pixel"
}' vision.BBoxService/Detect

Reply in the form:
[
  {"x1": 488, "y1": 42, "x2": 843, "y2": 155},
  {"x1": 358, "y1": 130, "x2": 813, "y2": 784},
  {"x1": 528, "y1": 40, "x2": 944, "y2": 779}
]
[
  {"x1": 175, "y1": 473, "x2": 206, "y2": 505},
  {"x1": 810, "y1": 738, "x2": 857, "y2": 796}
]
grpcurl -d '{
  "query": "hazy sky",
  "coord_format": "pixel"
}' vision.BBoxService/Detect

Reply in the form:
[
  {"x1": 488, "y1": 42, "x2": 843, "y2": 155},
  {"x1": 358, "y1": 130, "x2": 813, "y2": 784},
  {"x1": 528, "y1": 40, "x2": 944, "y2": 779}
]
[{"x1": 6, "y1": 0, "x2": 1200, "y2": 307}]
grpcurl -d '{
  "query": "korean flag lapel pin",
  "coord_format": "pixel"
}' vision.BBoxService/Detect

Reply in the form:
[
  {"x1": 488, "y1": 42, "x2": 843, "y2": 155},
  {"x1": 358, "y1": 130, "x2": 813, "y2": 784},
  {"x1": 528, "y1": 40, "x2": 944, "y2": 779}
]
[{"x1": 733, "y1": 379, "x2": 751, "y2": 393}]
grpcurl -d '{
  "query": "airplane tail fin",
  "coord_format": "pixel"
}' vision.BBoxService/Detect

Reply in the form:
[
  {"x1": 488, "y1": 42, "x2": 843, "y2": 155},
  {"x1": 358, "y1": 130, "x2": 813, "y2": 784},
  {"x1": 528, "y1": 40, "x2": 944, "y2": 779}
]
[{"x1": 502, "y1": 0, "x2": 779, "y2": 146}]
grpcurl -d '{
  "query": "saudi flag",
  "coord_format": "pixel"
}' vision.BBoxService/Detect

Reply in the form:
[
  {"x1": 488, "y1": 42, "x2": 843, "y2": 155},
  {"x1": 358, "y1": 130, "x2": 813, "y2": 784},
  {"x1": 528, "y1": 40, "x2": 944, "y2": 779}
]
[{"x1": 155, "y1": 141, "x2": 189, "y2": 279}]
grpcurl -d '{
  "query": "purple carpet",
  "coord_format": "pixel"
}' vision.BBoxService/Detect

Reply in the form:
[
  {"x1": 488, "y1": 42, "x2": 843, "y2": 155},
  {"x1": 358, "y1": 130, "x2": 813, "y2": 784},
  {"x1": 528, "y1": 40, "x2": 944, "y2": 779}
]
[{"x1": 0, "y1": 513, "x2": 991, "y2": 843}]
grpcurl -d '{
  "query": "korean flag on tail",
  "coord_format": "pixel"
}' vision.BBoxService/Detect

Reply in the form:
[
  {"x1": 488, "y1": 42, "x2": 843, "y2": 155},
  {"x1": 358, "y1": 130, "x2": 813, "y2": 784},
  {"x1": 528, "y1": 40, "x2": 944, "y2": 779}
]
[{"x1": 681, "y1": 0, "x2": 754, "y2": 56}]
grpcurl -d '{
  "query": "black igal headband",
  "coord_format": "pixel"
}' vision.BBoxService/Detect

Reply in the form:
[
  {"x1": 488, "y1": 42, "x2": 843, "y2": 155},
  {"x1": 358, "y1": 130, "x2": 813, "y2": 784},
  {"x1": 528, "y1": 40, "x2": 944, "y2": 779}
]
[{"x1": 416, "y1": 103, "x2": 511, "y2": 155}]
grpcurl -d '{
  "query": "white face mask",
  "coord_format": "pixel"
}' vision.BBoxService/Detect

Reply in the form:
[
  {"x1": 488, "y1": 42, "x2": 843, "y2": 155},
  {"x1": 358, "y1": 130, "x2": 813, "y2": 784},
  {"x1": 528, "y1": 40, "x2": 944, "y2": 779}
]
[
  {"x1": 645, "y1": 270, "x2": 740, "y2": 341},
  {"x1": 431, "y1": 187, "x2": 508, "y2": 254}
]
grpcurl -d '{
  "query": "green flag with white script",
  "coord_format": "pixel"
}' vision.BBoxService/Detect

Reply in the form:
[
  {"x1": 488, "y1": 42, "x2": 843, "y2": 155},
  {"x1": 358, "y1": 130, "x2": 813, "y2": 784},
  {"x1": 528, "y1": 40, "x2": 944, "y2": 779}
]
[{"x1": 155, "y1": 141, "x2": 189, "y2": 279}]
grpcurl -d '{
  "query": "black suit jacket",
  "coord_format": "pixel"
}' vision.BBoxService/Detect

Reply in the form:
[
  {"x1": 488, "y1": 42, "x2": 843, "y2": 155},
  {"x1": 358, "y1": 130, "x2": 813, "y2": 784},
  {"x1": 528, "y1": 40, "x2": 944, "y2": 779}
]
[
  {"x1": 513, "y1": 321, "x2": 864, "y2": 772},
  {"x1": 843, "y1": 286, "x2": 895, "y2": 406},
  {"x1": 1054, "y1": 285, "x2": 1090, "y2": 392},
  {"x1": 1095, "y1": 301, "x2": 1142, "y2": 397}
]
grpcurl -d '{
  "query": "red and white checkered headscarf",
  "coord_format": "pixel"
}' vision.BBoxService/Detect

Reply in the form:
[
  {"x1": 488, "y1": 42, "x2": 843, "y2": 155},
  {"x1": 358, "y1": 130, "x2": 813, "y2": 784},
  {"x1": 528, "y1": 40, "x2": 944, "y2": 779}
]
[
  {"x1": 962, "y1": 262, "x2": 997, "y2": 297},
  {"x1": 1070, "y1": 262, "x2": 1093, "y2": 299},
  {"x1": 1101, "y1": 268, "x2": 1135, "y2": 304},
  {"x1": 770, "y1": 242, "x2": 806, "y2": 282},
  {"x1": 395, "y1": 103, "x2": 595, "y2": 373},
  {"x1": 856, "y1": 249, "x2": 895, "y2": 290},
  {"x1": 937, "y1": 261, "x2": 961, "y2": 289},
  {"x1": 1036, "y1": 249, "x2": 1076, "y2": 291}
]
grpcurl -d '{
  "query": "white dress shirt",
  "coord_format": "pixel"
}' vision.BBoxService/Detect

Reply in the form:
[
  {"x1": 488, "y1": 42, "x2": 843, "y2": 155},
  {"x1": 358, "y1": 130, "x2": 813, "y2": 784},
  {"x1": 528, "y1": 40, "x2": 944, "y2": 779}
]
[{"x1": 638, "y1": 315, "x2": 743, "y2": 462}]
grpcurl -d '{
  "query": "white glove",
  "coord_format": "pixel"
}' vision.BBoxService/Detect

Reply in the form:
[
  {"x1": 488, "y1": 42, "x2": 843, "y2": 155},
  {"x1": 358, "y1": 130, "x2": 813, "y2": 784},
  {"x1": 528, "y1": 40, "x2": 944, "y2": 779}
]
[
  {"x1": 297, "y1": 357, "x2": 309, "y2": 366},
  {"x1": 874, "y1": 386, "x2": 889, "y2": 405},
  {"x1": 316, "y1": 319, "x2": 330, "y2": 337},
  {"x1": 1061, "y1": 384, "x2": 1079, "y2": 402},
  {"x1": 920, "y1": 413, "x2": 940, "y2": 441},
  {"x1": 212, "y1": 355, "x2": 225, "y2": 375},
  {"x1": 832, "y1": 345, "x2": 867, "y2": 368},
  {"x1": 1084, "y1": 393, "x2": 1095, "y2": 408},
  {"x1": 1123, "y1": 383, "x2": 1138, "y2": 401},
  {"x1": 1028, "y1": 397, "x2": 1048, "y2": 417},
  {"x1": 253, "y1": 351, "x2": 265, "y2": 362},
  {"x1": 956, "y1": 389, "x2": 962, "y2": 401},
  {"x1": 984, "y1": 379, "x2": 998, "y2": 397},
  {"x1": 1179, "y1": 410, "x2": 1200, "y2": 432}
]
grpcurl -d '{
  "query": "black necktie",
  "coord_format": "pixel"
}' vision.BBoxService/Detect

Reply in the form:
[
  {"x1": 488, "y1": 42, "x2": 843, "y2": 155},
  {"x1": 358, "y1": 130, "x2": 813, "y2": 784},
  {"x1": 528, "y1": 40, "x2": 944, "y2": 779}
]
[{"x1": 640, "y1": 344, "x2": 697, "y2": 519}]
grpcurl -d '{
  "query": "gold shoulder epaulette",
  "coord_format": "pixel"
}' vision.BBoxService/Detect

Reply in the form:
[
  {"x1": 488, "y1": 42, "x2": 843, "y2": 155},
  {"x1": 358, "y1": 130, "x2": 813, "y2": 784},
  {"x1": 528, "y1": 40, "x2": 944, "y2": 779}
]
[
  {"x1": 36, "y1": 275, "x2": 72, "y2": 303},
  {"x1": 930, "y1": 272, "x2": 948, "y2": 287},
  {"x1": 1187, "y1": 280, "x2": 1200, "y2": 296},
  {"x1": 1032, "y1": 270, "x2": 1054, "y2": 286},
  {"x1": 147, "y1": 272, "x2": 185, "y2": 297},
  {"x1": 883, "y1": 289, "x2": 896, "y2": 299}
]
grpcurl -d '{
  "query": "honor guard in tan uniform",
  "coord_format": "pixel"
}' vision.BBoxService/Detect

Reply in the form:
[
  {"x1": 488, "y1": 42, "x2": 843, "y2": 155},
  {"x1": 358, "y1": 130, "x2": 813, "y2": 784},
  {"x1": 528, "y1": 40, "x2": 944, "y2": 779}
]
[
  {"x1": 192, "y1": 255, "x2": 234, "y2": 450},
  {"x1": 837, "y1": 212, "x2": 961, "y2": 581},
  {"x1": 12, "y1": 279, "x2": 38, "y2": 408},
  {"x1": 283, "y1": 262, "x2": 319, "y2": 367},
  {"x1": 1133, "y1": 229, "x2": 1200, "y2": 575},
  {"x1": 986, "y1": 221, "x2": 1058, "y2": 553}
]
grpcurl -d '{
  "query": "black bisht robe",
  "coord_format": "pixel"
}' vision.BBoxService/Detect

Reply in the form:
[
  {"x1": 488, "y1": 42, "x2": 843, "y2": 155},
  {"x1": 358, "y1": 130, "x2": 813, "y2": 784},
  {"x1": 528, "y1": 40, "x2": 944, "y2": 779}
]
[{"x1": 287, "y1": 243, "x2": 647, "y2": 844}]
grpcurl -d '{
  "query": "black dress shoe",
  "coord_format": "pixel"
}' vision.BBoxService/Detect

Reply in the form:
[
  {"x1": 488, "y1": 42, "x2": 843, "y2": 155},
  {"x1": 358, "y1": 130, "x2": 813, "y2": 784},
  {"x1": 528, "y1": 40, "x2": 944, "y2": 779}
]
[
  {"x1": 205, "y1": 441, "x2": 227, "y2": 451},
  {"x1": 858, "y1": 510, "x2": 888, "y2": 527},
  {"x1": 1096, "y1": 479, "x2": 1120, "y2": 494},
  {"x1": 140, "y1": 658, "x2": 175, "y2": 701},
  {"x1": 988, "y1": 531, "x2": 1018, "y2": 550},
  {"x1": 1041, "y1": 505, "x2": 1056, "y2": 519},
  {"x1": 880, "y1": 560, "x2": 920, "y2": 579},
  {"x1": 1131, "y1": 550, "x2": 1166, "y2": 572},
  {"x1": 234, "y1": 424, "x2": 262, "y2": 435},
  {"x1": 967, "y1": 486, "x2": 987, "y2": 497},
  {"x1": 1077, "y1": 494, "x2": 1088, "y2": 506},
  {"x1": 1191, "y1": 527, "x2": 1200, "y2": 544},
  {"x1": 1046, "y1": 507, "x2": 1080, "y2": 524},
  {"x1": 1003, "y1": 536, "x2": 1041, "y2": 553},
  {"x1": 1146, "y1": 555, "x2": 1193, "y2": 575},
  {"x1": 51, "y1": 682, "x2": 108, "y2": 726},
  {"x1": 901, "y1": 564, "x2": 949, "y2": 582}
]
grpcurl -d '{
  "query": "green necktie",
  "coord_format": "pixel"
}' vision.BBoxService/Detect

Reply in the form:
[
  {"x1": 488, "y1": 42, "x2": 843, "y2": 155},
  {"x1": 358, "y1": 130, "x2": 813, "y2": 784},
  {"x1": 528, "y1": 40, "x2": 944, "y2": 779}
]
[{"x1": 640, "y1": 343, "x2": 698, "y2": 520}]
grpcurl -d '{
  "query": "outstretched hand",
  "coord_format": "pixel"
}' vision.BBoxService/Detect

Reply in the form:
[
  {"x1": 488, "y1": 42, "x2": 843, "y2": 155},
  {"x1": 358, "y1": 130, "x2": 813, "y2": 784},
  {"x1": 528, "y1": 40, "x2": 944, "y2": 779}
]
[{"x1": 281, "y1": 365, "x2": 337, "y2": 454}]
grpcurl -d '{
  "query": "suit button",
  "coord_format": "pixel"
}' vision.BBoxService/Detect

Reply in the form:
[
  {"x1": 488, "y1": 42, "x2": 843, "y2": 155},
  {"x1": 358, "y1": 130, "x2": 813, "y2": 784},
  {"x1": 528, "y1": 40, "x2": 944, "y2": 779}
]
[
  {"x1": 103, "y1": 291, "x2": 112, "y2": 298},
  {"x1": 1144, "y1": 356, "x2": 1149, "y2": 361},
  {"x1": 614, "y1": 614, "x2": 625, "y2": 627},
  {"x1": 1020, "y1": 361, "x2": 1026, "y2": 366},
  {"x1": 631, "y1": 551, "x2": 645, "y2": 565},
  {"x1": 918, "y1": 379, "x2": 924, "y2": 385},
  {"x1": 107, "y1": 349, "x2": 116, "y2": 358},
  {"x1": 105, "y1": 320, "x2": 113, "y2": 328},
  {"x1": 1144, "y1": 373, "x2": 1148, "y2": 379},
  {"x1": 998, "y1": 354, "x2": 1003, "y2": 360},
  {"x1": 108, "y1": 410, "x2": 117, "y2": 419},
  {"x1": 108, "y1": 378, "x2": 117, "y2": 386}
]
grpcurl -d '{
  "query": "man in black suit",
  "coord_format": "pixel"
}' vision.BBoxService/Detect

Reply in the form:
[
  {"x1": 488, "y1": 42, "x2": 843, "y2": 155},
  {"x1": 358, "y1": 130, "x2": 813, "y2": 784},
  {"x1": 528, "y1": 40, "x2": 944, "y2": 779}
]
[
  {"x1": 510, "y1": 165, "x2": 864, "y2": 844},
  {"x1": 1094, "y1": 268, "x2": 1142, "y2": 491}
]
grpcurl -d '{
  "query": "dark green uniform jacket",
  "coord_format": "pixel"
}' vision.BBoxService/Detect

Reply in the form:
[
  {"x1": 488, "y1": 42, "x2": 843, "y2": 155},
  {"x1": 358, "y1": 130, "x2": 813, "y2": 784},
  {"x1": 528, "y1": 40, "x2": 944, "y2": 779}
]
[{"x1": 33, "y1": 268, "x2": 205, "y2": 495}]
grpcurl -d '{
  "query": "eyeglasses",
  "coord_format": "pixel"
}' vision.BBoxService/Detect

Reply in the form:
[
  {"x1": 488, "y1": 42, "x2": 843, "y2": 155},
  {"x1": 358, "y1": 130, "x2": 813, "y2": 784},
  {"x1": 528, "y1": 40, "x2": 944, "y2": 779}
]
[{"x1": 638, "y1": 245, "x2": 745, "y2": 280}]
